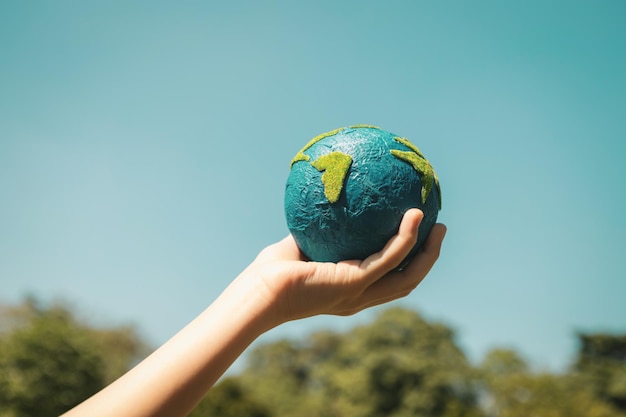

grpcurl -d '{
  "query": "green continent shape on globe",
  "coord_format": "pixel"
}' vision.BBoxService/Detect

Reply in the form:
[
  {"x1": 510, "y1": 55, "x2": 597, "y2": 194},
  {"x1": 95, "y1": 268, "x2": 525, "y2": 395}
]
[
  {"x1": 290, "y1": 127, "x2": 344, "y2": 167},
  {"x1": 390, "y1": 136, "x2": 439, "y2": 205},
  {"x1": 311, "y1": 151, "x2": 353, "y2": 204},
  {"x1": 289, "y1": 126, "x2": 376, "y2": 167}
]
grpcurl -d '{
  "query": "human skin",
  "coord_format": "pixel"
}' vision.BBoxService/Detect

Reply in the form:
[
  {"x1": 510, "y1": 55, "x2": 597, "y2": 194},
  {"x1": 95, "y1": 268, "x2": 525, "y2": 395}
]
[{"x1": 62, "y1": 209, "x2": 446, "y2": 417}]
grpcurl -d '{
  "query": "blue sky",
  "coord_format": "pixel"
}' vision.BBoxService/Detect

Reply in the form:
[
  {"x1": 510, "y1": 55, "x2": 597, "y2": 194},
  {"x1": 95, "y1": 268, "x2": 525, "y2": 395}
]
[{"x1": 1, "y1": 1, "x2": 625, "y2": 371}]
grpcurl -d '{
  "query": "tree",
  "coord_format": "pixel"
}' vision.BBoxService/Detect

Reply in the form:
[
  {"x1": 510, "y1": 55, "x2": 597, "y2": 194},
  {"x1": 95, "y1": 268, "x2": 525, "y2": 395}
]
[
  {"x1": 574, "y1": 333, "x2": 626, "y2": 413},
  {"x1": 0, "y1": 297, "x2": 149, "y2": 417},
  {"x1": 479, "y1": 348, "x2": 617, "y2": 417},
  {"x1": 3, "y1": 297, "x2": 623, "y2": 417},
  {"x1": 189, "y1": 377, "x2": 272, "y2": 417},
  {"x1": 241, "y1": 307, "x2": 482, "y2": 417}
]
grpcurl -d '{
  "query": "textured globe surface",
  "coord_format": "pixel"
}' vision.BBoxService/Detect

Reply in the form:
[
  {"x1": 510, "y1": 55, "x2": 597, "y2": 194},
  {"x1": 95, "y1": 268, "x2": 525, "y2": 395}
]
[{"x1": 284, "y1": 125, "x2": 441, "y2": 264}]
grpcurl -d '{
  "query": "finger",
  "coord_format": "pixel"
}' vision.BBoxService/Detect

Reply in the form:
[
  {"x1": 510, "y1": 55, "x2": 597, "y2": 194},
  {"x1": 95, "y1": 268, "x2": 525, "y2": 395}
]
[
  {"x1": 356, "y1": 223, "x2": 446, "y2": 306},
  {"x1": 400, "y1": 223, "x2": 446, "y2": 278},
  {"x1": 358, "y1": 209, "x2": 423, "y2": 281}
]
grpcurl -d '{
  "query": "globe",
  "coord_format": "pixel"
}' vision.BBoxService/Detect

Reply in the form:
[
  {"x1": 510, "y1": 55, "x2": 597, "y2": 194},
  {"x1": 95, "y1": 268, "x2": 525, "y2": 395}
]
[{"x1": 284, "y1": 125, "x2": 441, "y2": 264}]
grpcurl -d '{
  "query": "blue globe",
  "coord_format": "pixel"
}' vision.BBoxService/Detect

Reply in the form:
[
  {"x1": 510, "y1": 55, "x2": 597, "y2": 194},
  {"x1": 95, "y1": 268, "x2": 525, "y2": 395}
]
[{"x1": 284, "y1": 126, "x2": 441, "y2": 264}]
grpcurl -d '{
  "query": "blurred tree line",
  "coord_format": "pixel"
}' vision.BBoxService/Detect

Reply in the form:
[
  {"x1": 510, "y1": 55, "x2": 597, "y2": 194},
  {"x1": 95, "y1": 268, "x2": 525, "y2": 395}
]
[
  {"x1": 0, "y1": 297, "x2": 150, "y2": 417},
  {"x1": 1, "y1": 298, "x2": 624, "y2": 417}
]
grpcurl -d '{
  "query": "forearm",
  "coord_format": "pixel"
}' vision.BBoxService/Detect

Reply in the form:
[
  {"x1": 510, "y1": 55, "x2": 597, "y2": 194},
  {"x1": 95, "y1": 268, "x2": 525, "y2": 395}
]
[{"x1": 63, "y1": 273, "x2": 279, "y2": 417}]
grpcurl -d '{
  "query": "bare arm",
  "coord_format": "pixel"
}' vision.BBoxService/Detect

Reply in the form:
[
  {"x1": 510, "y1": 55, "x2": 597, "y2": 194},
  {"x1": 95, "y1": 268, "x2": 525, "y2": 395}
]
[{"x1": 62, "y1": 209, "x2": 446, "y2": 417}]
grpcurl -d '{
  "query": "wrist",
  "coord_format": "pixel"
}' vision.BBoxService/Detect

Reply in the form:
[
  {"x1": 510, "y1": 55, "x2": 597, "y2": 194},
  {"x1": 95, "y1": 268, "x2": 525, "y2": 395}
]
[{"x1": 216, "y1": 269, "x2": 286, "y2": 337}]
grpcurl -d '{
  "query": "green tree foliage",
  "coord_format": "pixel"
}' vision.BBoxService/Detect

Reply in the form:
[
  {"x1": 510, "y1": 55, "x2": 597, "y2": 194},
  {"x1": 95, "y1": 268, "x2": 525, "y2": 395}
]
[
  {"x1": 575, "y1": 333, "x2": 626, "y2": 413},
  {"x1": 190, "y1": 377, "x2": 271, "y2": 417},
  {"x1": 2, "y1": 297, "x2": 625, "y2": 417},
  {"x1": 236, "y1": 311, "x2": 626, "y2": 417},
  {"x1": 479, "y1": 348, "x2": 618, "y2": 417},
  {"x1": 0, "y1": 298, "x2": 149, "y2": 417},
  {"x1": 241, "y1": 307, "x2": 483, "y2": 417}
]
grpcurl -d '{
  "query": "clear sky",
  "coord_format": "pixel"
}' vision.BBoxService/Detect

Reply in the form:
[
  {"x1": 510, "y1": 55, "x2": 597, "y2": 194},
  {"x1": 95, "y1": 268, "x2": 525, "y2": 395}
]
[{"x1": 1, "y1": 1, "x2": 625, "y2": 372}]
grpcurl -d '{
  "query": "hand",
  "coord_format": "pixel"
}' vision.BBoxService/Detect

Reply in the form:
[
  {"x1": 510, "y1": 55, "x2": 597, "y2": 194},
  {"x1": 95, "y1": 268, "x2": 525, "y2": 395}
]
[{"x1": 243, "y1": 209, "x2": 446, "y2": 324}]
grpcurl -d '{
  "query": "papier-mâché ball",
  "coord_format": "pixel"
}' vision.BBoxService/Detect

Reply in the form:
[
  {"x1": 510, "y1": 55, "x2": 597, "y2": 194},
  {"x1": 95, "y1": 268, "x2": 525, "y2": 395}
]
[{"x1": 284, "y1": 125, "x2": 441, "y2": 264}]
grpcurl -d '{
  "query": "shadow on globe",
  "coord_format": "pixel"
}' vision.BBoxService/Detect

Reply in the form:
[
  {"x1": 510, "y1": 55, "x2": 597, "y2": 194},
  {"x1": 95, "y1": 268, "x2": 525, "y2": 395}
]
[{"x1": 284, "y1": 125, "x2": 441, "y2": 265}]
